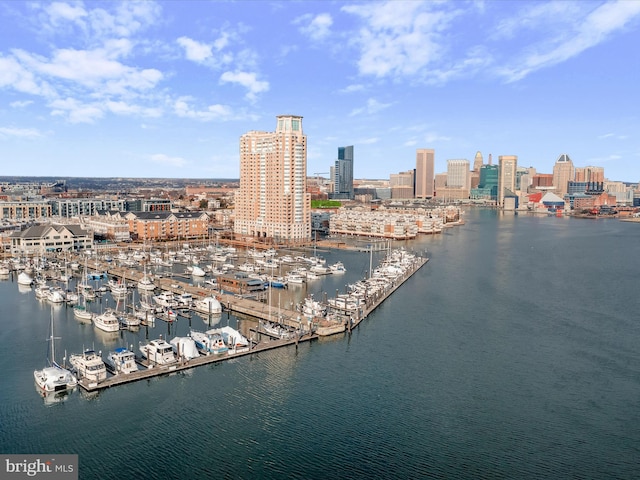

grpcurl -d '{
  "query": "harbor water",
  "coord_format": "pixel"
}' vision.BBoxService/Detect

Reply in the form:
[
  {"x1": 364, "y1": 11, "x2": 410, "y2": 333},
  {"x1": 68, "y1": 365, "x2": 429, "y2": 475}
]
[{"x1": 1, "y1": 208, "x2": 639, "y2": 479}]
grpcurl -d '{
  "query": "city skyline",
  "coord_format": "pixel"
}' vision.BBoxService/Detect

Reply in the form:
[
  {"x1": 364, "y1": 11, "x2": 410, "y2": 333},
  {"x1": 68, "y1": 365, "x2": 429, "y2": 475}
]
[{"x1": 1, "y1": 1, "x2": 639, "y2": 181}]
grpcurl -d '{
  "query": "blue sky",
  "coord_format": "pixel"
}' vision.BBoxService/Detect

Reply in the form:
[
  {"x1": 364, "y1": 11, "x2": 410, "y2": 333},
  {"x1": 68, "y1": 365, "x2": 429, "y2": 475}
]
[{"x1": 1, "y1": 1, "x2": 639, "y2": 182}]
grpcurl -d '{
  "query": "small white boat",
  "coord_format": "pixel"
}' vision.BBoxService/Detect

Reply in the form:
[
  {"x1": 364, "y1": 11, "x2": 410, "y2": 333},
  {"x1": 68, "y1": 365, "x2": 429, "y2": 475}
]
[
  {"x1": 105, "y1": 347, "x2": 139, "y2": 375},
  {"x1": 177, "y1": 292, "x2": 193, "y2": 307},
  {"x1": 170, "y1": 337, "x2": 200, "y2": 360},
  {"x1": 46, "y1": 287, "x2": 66, "y2": 304},
  {"x1": 286, "y1": 271, "x2": 305, "y2": 284},
  {"x1": 190, "y1": 330, "x2": 228, "y2": 354},
  {"x1": 139, "y1": 338, "x2": 177, "y2": 366},
  {"x1": 193, "y1": 295, "x2": 222, "y2": 315},
  {"x1": 329, "y1": 261, "x2": 347, "y2": 274},
  {"x1": 18, "y1": 271, "x2": 33, "y2": 286},
  {"x1": 93, "y1": 309, "x2": 120, "y2": 332},
  {"x1": 69, "y1": 350, "x2": 107, "y2": 383},
  {"x1": 153, "y1": 291, "x2": 177, "y2": 308}
]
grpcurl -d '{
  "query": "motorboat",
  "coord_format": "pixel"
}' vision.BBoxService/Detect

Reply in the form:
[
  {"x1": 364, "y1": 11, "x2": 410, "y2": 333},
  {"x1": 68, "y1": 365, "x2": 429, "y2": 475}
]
[
  {"x1": 17, "y1": 271, "x2": 33, "y2": 286},
  {"x1": 329, "y1": 261, "x2": 347, "y2": 274},
  {"x1": 301, "y1": 295, "x2": 327, "y2": 318},
  {"x1": 139, "y1": 338, "x2": 177, "y2": 366},
  {"x1": 177, "y1": 292, "x2": 193, "y2": 307},
  {"x1": 108, "y1": 279, "x2": 128, "y2": 296},
  {"x1": 170, "y1": 337, "x2": 200, "y2": 360},
  {"x1": 285, "y1": 270, "x2": 305, "y2": 284},
  {"x1": 190, "y1": 330, "x2": 228, "y2": 355},
  {"x1": 211, "y1": 326, "x2": 250, "y2": 353},
  {"x1": 105, "y1": 347, "x2": 139, "y2": 375},
  {"x1": 93, "y1": 309, "x2": 121, "y2": 333},
  {"x1": 46, "y1": 287, "x2": 66, "y2": 304},
  {"x1": 193, "y1": 295, "x2": 222, "y2": 315},
  {"x1": 69, "y1": 350, "x2": 107, "y2": 383},
  {"x1": 153, "y1": 291, "x2": 178, "y2": 308},
  {"x1": 34, "y1": 308, "x2": 78, "y2": 393}
]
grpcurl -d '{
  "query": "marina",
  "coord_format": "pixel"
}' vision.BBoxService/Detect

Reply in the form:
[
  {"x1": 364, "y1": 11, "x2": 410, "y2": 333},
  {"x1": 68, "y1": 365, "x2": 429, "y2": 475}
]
[{"x1": 3, "y1": 243, "x2": 428, "y2": 394}]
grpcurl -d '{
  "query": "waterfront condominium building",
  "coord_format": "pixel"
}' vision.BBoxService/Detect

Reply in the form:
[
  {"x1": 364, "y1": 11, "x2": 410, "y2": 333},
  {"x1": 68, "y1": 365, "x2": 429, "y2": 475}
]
[
  {"x1": 415, "y1": 148, "x2": 435, "y2": 199},
  {"x1": 552, "y1": 154, "x2": 575, "y2": 197},
  {"x1": 330, "y1": 145, "x2": 354, "y2": 200},
  {"x1": 234, "y1": 115, "x2": 311, "y2": 242},
  {"x1": 498, "y1": 155, "x2": 518, "y2": 206}
]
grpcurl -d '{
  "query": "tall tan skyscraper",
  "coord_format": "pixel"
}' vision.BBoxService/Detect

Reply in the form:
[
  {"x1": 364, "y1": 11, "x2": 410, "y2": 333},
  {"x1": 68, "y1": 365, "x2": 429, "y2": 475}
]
[
  {"x1": 498, "y1": 155, "x2": 518, "y2": 206},
  {"x1": 415, "y1": 148, "x2": 434, "y2": 198},
  {"x1": 473, "y1": 151, "x2": 483, "y2": 172},
  {"x1": 234, "y1": 115, "x2": 311, "y2": 242},
  {"x1": 552, "y1": 154, "x2": 575, "y2": 197}
]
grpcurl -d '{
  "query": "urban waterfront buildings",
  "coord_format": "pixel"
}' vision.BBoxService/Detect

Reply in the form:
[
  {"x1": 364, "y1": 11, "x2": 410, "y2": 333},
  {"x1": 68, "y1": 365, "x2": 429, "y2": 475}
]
[{"x1": 234, "y1": 115, "x2": 311, "y2": 242}]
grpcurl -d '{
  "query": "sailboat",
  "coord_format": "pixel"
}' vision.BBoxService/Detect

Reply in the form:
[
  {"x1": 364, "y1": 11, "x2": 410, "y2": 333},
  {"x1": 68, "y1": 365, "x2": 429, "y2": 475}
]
[{"x1": 34, "y1": 308, "x2": 78, "y2": 393}]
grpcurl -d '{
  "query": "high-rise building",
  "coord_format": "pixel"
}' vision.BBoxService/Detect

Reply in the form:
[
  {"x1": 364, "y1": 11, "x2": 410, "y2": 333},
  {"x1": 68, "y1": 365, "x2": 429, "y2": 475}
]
[
  {"x1": 552, "y1": 154, "x2": 575, "y2": 197},
  {"x1": 473, "y1": 151, "x2": 484, "y2": 172},
  {"x1": 498, "y1": 155, "x2": 518, "y2": 206},
  {"x1": 415, "y1": 148, "x2": 435, "y2": 198},
  {"x1": 446, "y1": 159, "x2": 470, "y2": 190},
  {"x1": 234, "y1": 115, "x2": 311, "y2": 242},
  {"x1": 330, "y1": 146, "x2": 354, "y2": 200},
  {"x1": 575, "y1": 166, "x2": 604, "y2": 183}
]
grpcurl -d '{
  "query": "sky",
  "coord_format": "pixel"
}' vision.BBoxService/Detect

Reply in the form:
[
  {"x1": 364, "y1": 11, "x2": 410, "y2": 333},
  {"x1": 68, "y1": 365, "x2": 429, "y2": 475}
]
[{"x1": 0, "y1": 0, "x2": 639, "y2": 182}]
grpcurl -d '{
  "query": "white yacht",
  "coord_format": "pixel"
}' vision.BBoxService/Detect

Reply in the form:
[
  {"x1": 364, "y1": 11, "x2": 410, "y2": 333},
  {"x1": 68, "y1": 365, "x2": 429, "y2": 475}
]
[
  {"x1": 190, "y1": 265, "x2": 206, "y2": 277},
  {"x1": 108, "y1": 279, "x2": 128, "y2": 296},
  {"x1": 105, "y1": 347, "x2": 139, "y2": 375},
  {"x1": 153, "y1": 291, "x2": 178, "y2": 308},
  {"x1": 329, "y1": 261, "x2": 347, "y2": 274},
  {"x1": 193, "y1": 295, "x2": 222, "y2": 315},
  {"x1": 190, "y1": 330, "x2": 229, "y2": 355},
  {"x1": 69, "y1": 350, "x2": 107, "y2": 383},
  {"x1": 93, "y1": 309, "x2": 120, "y2": 333},
  {"x1": 139, "y1": 338, "x2": 177, "y2": 366}
]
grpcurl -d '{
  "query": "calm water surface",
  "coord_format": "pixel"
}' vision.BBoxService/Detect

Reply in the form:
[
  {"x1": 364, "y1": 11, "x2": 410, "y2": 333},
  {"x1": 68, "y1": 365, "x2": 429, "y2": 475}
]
[{"x1": 1, "y1": 209, "x2": 639, "y2": 479}]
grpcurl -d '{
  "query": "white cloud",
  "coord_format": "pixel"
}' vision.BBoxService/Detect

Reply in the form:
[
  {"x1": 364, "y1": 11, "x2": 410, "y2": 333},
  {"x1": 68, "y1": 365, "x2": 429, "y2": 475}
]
[
  {"x1": 0, "y1": 55, "x2": 51, "y2": 96},
  {"x1": 220, "y1": 70, "x2": 269, "y2": 101},
  {"x1": 358, "y1": 137, "x2": 379, "y2": 145},
  {"x1": 177, "y1": 37, "x2": 213, "y2": 63},
  {"x1": 497, "y1": 1, "x2": 640, "y2": 82},
  {"x1": 339, "y1": 84, "x2": 365, "y2": 94},
  {"x1": 598, "y1": 133, "x2": 628, "y2": 140},
  {"x1": 49, "y1": 97, "x2": 104, "y2": 123},
  {"x1": 295, "y1": 13, "x2": 333, "y2": 41},
  {"x1": 46, "y1": 2, "x2": 87, "y2": 24},
  {"x1": 342, "y1": 1, "x2": 459, "y2": 79},
  {"x1": 149, "y1": 153, "x2": 188, "y2": 168},
  {"x1": 349, "y1": 98, "x2": 393, "y2": 116},
  {"x1": 173, "y1": 97, "x2": 233, "y2": 121},
  {"x1": 10, "y1": 100, "x2": 34, "y2": 108},
  {"x1": 0, "y1": 127, "x2": 44, "y2": 139}
]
